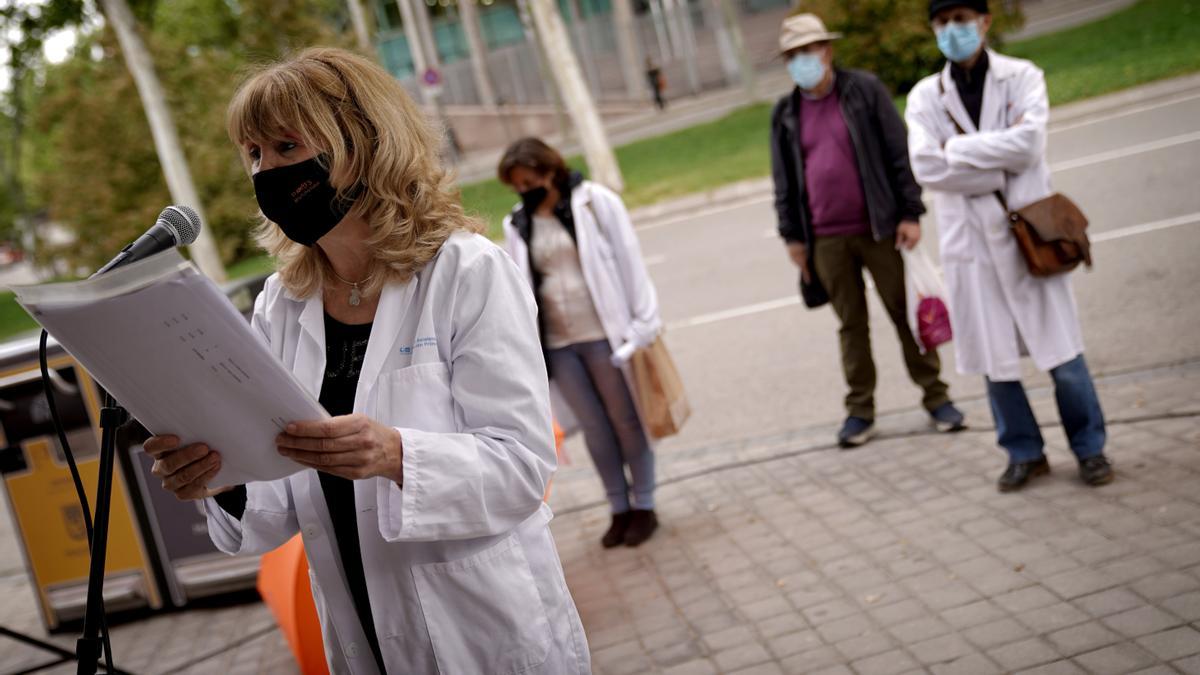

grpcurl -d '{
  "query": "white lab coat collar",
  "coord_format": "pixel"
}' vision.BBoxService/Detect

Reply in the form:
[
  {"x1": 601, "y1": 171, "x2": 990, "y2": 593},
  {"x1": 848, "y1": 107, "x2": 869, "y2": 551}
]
[
  {"x1": 938, "y1": 49, "x2": 1015, "y2": 134},
  {"x1": 289, "y1": 278, "x2": 420, "y2": 402}
]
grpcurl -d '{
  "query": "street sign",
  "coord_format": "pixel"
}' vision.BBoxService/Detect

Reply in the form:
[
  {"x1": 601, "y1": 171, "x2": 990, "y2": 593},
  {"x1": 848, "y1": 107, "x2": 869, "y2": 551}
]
[{"x1": 422, "y1": 67, "x2": 442, "y2": 87}]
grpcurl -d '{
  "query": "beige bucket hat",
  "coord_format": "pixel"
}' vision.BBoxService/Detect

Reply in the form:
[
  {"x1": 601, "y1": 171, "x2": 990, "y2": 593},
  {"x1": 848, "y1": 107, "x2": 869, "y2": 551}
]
[{"x1": 779, "y1": 13, "x2": 842, "y2": 53}]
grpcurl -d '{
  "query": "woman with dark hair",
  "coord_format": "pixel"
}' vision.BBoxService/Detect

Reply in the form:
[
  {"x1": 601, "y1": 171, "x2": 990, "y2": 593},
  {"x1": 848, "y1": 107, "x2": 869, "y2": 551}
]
[{"x1": 500, "y1": 138, "x2": 662, "y2": 548}]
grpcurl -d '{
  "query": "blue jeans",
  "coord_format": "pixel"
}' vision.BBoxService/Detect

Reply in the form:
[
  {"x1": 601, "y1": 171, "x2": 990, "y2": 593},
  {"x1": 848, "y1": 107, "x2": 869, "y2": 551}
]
[
  {"x1": 549, "y1": 340, "x2": 655, "y2": 513},
  {"x1": 985, "y1": 354, "x2": 1106, "y2": 463}
]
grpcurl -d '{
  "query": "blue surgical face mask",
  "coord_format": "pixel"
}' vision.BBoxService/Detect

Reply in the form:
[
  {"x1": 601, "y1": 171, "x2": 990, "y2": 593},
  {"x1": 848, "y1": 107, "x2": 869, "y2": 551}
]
[
  {"x1": 787, "y1": 53, "x2": 826, "y2": 91},
  {"x1": 936, "y1": 20, "x2": 983, "y2": 63}
]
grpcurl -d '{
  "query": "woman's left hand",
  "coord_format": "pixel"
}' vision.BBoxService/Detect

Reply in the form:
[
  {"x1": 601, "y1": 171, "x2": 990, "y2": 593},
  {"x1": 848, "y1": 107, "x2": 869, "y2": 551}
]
[{"x1": 276, "y1": 414, "x2": 404, "y2": 483}]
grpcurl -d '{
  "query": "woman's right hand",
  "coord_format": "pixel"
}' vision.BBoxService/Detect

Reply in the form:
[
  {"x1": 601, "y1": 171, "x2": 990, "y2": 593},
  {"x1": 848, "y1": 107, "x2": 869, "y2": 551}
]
[{"x1": 144, "y1": 435, "x2": 227, "y2": 501}]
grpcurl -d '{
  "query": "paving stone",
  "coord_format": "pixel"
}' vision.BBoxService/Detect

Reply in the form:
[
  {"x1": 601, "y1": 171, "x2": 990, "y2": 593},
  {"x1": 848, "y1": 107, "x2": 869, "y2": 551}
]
[
  {"x1": 1131, "y1": 571, "x2": 1200, "y2": 601},
  {"x1": 1073, "y1": 643, "x2": 1157, "y2": 675},
  {"x1": 870, "y1": 599, "x2": 927, "y2": 626},
  {"x1": 651, "y1": 640, "x2": 706, "y2": 668},
  {"x1": 765, "y1": 630, "x2": 822, "y2": 660},
  {"x1": 888, "y1": 616, "x2": 953, "y2": 644},
  {"x1": 962, "y1": 616, "x2": 1034, "y2": 654},
  {"x1": 908, "y1": 633, "x2": 976, "y2": 666},
  {"x1": 702, "y1": 625, "x2": 757, "y2": 653},
  {"x1": 1013, "y1": 662, "x2": 1088, "y2": 675},
  {"x1": 757, "y1": 612, "x2": 808, "y2": 639},
  {"x1": 712, "y1": 643, "x2": 773, "y2": 672},
  {"x1": 816, "y1": 613, "x2": 874, "y2": 644},
  {"x1": 987, "y1": 638, "x2": 1061, "y2": 671},
  {"x1": 929, "y1": 652, "x2": 1003, "y2": 675},
  {"x1": 1176, "y1": 654, "x2": 1200, "y2": 675},
  {"x1": 994, "y1": 585, "x2": 1060, "y2": 613},
  {"x1": 661, "y1": 659, "x2": 719, "y2": 675},
  {"x1": 1136, "y1": 625, "x2": 1200, "y2": 660},
  {"x1": 779, "y1": 645, "x2": 844, "y2": 673},
  {"x1": 1041, "y1": 569, "x2": 1122, "y2": 599},
  {"x1": 1163, "y1": 591, "x2": 1200, "y2": 621},
  {"x1": 941, "y1": 600, "x2": 1007, "y2": 630},
  {"x1": 1102, "y1": 605, "x2": 1185, "y2": 638},
  {"x1": 729, "y1": 663, "x2": 786, "y2": 675},
  {"x1": 1072, "y1": 587, "x2": 1146, "y2": 618},
  {"x1": 833, "y1": 631, "x2": 893, "y2": 661},
  {"x1": 851, "y1": 648, "x2": 919, "y2": 675},
  {"x1": 1015, "y1": 602, "x2": 1092, "y2": 634},
  {"x1": 1045, "y1": 621, "x2": 1123, "y2": 656}
]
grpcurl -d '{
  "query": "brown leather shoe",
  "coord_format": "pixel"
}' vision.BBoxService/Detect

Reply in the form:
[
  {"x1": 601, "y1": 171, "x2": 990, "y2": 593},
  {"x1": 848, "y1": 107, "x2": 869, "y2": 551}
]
[
  {"x1": 624, "y1": 509, "x2": 658, "y2": 547},
  {"x1": 602, "y1": 512, "x2": 634, "y2": 548},
  {"x1": 998, "y1": 458, "x2": 1050, "y2": 492}
]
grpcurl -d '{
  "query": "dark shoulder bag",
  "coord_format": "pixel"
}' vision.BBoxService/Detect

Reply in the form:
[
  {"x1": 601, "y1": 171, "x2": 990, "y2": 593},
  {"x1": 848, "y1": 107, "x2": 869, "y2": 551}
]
[{"x1": 938, "y1": 79, "x2": 1093, "y2": 277}]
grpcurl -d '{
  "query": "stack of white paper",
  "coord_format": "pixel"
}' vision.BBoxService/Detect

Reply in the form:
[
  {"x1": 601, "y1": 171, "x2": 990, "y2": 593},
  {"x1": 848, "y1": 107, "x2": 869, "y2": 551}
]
[{"x1": 13, "y1": 250, "x2": 323, "y2": 487}]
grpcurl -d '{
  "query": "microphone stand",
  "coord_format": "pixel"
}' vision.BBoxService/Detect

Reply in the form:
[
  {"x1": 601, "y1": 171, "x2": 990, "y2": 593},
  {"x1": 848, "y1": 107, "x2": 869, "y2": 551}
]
[{"x1": 76, "y1": 391, "x2": 127, "y2": 675}]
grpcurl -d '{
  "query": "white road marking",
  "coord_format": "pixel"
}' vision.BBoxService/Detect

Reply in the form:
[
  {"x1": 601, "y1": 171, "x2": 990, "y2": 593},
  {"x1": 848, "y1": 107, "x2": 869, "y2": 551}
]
[
  {"x1": 634, "y1": 97, "x2": 1200, "y2": 234},
  {"x1": 1051, "y1": 92, "x2": 1200, "y2": 134},
  {"x1": 1050, "y1": 130, "x2": 1200, "y2": 173},
  {"x1": 668, "y1": 297, "x2": 799, "y2": 331},
  {"x1": 668, "y1": 211, "x2": 1199, "y2": 331},
  {"x1": 1090, "y1": 211, "x2": 1200, "y2": 243}
]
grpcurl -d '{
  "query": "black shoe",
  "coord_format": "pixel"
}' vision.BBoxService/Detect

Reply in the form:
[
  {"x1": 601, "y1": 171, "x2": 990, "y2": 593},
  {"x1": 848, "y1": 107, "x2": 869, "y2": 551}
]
[
  {"x1": 601, "y1": 512, "x2": 634, "y2": 548},
  {"x1": 623, "y1": 509, "x2": 658, "y2": 547},
  {"x1": 1080, "y1": 455, "x2": 1114, "y2": 486},
  {"x1": 838, "y1": 416, "x2": 876, "y2": 449},
  {"x1": 998, "y1": 458, "x2": 1050, "y2": 492}
]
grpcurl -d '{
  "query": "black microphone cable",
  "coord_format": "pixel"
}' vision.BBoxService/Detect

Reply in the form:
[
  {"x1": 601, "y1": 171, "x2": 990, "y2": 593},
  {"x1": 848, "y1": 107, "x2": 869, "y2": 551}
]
[{"x1": 39, "y1": 329, "x2": 116, "y2": 674}]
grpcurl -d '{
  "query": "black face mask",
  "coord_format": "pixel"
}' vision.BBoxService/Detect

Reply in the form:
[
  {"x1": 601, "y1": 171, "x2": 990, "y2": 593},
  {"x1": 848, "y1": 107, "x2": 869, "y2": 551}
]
[
  {"x1": 519, "y1": 186, "x2": 550, "y2": 215},
  {"x1": 253, "y1": 155, "x2": 359, "y2": 246}
]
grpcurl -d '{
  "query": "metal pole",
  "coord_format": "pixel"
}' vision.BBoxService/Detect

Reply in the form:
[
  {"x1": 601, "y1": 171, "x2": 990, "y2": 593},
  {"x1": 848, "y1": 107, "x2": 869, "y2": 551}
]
[{"x1": 456, "y1": 0, "x2": 498, "y2": 106}]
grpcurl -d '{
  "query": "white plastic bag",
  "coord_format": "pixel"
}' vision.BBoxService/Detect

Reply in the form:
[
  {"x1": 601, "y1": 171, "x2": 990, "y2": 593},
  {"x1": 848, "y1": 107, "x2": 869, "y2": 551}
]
[{"x1": 901, "y1": 247, "x2": 952, "y2": 354}]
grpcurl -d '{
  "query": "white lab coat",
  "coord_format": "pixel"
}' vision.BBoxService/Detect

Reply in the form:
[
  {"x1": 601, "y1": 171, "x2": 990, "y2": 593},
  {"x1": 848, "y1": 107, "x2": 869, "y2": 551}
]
[
  {"x1": 906, "y1": 50, "x2": 1084, "y2": 382},
  {"x1": 202, "y1": 232, "x2": 591, "y2": 674},
  {"x1": 501, "y1": 180, "x2": 662, "y2": 428}
]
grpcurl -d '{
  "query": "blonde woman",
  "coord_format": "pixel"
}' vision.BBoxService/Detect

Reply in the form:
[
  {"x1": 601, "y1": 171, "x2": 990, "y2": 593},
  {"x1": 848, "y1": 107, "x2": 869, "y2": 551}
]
[
  {"x1": 499, "y1": 138, "x2": 662, "y2": 549},
  {"x1": 141, "y1": 49, "x2": 590, "y2": 674}
]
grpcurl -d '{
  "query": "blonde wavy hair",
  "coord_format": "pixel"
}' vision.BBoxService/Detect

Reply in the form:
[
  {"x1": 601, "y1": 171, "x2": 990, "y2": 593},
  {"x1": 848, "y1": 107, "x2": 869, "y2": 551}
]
[{"x1": 227, "y1": 47, "x2": 483, "y2": 299}]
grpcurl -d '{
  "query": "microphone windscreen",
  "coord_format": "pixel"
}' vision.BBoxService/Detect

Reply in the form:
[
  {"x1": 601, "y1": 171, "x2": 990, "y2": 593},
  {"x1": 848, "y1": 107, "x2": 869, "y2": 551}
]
[{"x1": 159, "y1": 205, "x2": 202, "y2": 245}]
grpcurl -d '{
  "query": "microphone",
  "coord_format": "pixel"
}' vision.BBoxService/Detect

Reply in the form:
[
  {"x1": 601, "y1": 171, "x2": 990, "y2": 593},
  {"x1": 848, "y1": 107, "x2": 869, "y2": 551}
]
[{"x1": 92, "y1": 205, "x2": 202, "y2": 277}]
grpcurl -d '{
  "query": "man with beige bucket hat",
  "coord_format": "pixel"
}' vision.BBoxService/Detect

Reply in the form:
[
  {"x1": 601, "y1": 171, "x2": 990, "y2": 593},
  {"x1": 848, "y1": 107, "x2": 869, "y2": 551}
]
[{"x1": 769, "y1": 12, "x2": 967, "y2": 448}]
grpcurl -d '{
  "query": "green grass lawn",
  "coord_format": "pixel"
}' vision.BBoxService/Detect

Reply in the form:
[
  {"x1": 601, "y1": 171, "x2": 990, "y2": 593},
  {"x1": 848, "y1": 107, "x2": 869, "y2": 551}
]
[
  {"x1": 3, "y1": 0, "x2": 1196, "y2": 343},
  {"x1": 461, "y1": 0, "x2": 1200, "y2": 234}
]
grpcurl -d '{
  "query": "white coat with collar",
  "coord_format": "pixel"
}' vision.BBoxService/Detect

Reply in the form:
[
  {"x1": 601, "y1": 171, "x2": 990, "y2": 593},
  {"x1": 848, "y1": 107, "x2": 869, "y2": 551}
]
[
  {"x1": 906, "y1": 50, "x2": 1084, "y2": 382},
  {"x1": 202, "y1": 232, "x2": 591, "y2": 675},
  {"x1": 501, "y1": 180, "x2": 662, "y2": 424}
]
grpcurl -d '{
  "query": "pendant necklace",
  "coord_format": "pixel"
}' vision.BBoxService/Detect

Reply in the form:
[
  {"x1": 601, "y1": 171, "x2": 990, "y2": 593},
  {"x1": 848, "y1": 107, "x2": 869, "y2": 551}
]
[{"x1": 329, "y1": 268, "x2": 372, "y2": 307}]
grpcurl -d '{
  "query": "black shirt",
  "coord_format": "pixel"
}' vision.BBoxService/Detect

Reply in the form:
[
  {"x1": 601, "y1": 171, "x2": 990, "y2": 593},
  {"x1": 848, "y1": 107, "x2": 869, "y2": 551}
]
[
  {"x1": 950, "y1": 50, "x2": 990, "y2": 129},
  {"x1": 215, "y1": 313, "x2": 385, "y2": 672}
]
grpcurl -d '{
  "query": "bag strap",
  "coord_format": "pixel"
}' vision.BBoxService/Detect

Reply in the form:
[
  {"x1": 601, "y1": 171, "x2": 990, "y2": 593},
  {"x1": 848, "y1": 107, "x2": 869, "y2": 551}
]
[{"x1": 937, "y1": 77, "x2": 1011, "y2": 214}]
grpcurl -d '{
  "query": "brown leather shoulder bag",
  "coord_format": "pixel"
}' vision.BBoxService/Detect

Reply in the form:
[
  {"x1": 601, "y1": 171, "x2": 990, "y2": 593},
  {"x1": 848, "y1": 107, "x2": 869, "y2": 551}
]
[{"x1": 938, "y1": 79, "x2": 1093, "y2": 277}]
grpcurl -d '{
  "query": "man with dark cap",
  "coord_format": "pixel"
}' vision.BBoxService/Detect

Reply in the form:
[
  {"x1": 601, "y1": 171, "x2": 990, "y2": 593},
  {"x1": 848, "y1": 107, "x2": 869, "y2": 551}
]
[
  {"x1": 906, "y1": 0, "x2": 1114, "y2": 492},
  {"x1": 770, "y1": 12, "x2": 966, "y2": 449}
]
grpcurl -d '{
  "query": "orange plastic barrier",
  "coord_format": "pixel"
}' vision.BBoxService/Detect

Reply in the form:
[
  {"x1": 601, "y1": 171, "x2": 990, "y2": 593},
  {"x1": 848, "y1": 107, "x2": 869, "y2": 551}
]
[
  {"x1": 259, "y1": 420, "x2": 566, "y2": 672},
  {"x1": 257, "y1": 536, "x2": 329, "y2": 675}
]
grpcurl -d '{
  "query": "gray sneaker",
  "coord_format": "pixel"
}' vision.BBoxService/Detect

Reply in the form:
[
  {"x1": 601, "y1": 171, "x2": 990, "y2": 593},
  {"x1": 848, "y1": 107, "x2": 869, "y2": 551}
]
[
  {"x1": 930, "y1": 402, "x2": 967, "y2": 432},
  {"x1": 838, "y1": 416, "x2": 876, "y2": 448}
]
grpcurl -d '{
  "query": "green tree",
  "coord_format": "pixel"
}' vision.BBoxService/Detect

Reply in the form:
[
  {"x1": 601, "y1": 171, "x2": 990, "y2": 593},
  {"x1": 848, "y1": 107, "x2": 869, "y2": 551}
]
[
  {"x1": 797, "y1": 0, "x2": 1024, "y2": 95},
  {"x1": 26, "y1": 0, "x2": 356, "y2": 273}
]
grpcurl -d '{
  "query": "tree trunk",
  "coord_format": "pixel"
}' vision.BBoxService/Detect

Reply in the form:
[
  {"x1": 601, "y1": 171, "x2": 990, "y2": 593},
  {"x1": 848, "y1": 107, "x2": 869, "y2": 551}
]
[
  {"x1": 98, "y1": 0, "x2": 226, "y2": 282},
  {"x1": 610, "y1": 0, "x2": 645, "y2": 101},
  {"x1": 346, "y1": 0, "x2": 373, "y2": 52},
  {"x1": 526, "y1": 0, "x2": 624, "y2": 192},
  {"x1": 456, "y1": 0, "x2": 498, "y2": 107}
]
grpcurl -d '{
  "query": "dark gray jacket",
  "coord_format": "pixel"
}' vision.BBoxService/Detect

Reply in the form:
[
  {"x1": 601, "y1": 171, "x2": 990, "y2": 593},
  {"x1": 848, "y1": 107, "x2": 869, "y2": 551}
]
[{"x1": 770, "y1": 68, "x2": 925, "y2": 244}]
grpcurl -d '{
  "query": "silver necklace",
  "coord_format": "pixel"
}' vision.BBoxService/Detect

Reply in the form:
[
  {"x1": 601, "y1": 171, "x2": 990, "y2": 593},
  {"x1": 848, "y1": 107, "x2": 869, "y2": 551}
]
[{"x1": 329, "y1": 268, "x2": 372, "y2": 307}]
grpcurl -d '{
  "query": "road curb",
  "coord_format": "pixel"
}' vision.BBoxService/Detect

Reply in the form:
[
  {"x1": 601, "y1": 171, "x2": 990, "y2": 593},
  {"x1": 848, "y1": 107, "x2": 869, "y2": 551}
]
[{"x1": 630, "y1": 73, "x2": 1200, "y2": 230}]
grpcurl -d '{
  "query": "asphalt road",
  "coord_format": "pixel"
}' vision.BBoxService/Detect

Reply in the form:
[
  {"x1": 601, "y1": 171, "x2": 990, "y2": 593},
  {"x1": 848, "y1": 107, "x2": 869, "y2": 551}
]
[{"x1": 631, "y1": 83, "x2": 1200, "y2": 457}]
